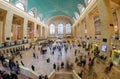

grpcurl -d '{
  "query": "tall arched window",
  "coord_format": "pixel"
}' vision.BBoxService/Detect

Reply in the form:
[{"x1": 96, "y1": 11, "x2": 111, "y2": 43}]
[
  {"x1": 74, "y1": 12, "x2": 79, "y2": 19},
  {"x1": 58, "y1": 24, "x2": 63, "y2": 34},
  {"x1": 37, "y1": 14, "x2": 42, "y2": 21},
  {"x1": 28, "y1": 8, "x2": 37, "y2": 17},
  {"x1": 15, "y1": 2, "x2": 25, "y2": 11},
  {"x1": 87, "y1": 0, "x2": 92, "y2": 4},
  {"x1": 5, "y1": 0, "x2": 10, "y2": 2},
  {"x1": 28, "y1": 11, "x2": 34, "y2": 17},
  {"x1": 50, "y1": 24, "x2": 55, "y2": 34},
  {"x1": 77, "y1": 4, "x2": 85, "y2": 13},
  {"x1": 66, "y1": 23, "x2": 71, "y2": 34}
]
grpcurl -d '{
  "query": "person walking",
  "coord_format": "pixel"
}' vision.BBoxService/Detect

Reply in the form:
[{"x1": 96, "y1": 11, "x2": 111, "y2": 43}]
[
  {"x1": 44, "y1": 75, "x2": 48, "y2": 79},
  {"x1": 53, "y1": 63, "x2": 56, "y2": 70},
  {"x1": 31, "y1": 65, "x2": 35, "y2": 71},
  {"x1": 10, "y1": 71, "x2": 18, "y2": 79}
]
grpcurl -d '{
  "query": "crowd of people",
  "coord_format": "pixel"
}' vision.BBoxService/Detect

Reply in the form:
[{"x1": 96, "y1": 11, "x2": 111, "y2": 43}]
[{"x1": 0, "y1": 39, "x2": 115, "y2": 79}]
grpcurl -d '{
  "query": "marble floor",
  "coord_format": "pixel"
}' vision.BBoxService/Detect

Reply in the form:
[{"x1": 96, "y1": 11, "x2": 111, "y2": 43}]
[{"x1": 3, "y1": 43, "x2": 120, "y2": 79}]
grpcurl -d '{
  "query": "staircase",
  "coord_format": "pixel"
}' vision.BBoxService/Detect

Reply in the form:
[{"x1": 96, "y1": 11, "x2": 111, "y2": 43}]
[
  {"x1": 18, "y1": 74, "x2": 32, "y2": 79},
  {"x1": 53, "y1": 72, "x2": 74, "y2": 79}
]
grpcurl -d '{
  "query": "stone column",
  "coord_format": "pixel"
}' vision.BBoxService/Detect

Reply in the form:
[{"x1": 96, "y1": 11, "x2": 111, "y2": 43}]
[
  {"x1": 81, "y1": 21, "x2": 86, "y2": 38},
  {"x1": 116, "y1": 9, "x2": 120, "y2": 38},
  {"x1": 76, "y1": 25, "x2": 80, "y2": 38},
  {"x1": 40, "y1": 26, "x2": 43, "y2": 38},
  {"x1": 34, "y1": 23, "x2": 37, "y2": 41},
  {"x1": 79, "y1": 22, "x2": 82, "y2": 38},
  {"x1": 75, "y1": 25, "x2": 78, "y2": 37},
  {"x1": 55, "y1": 25, "x2": 58, "y2": 37},
  {"x1": 97, "y1": 0, "x2": 115, "y2": 55},
  {"x1": 85, "y1": 14, "x2": 95, "y2": 37},
  {"x1": 12, "y1": 24, "x2": 17, "y2": 41},
  {"x1": 0, "y1": 21, "x2": 3, "y2": 42},
  {"x1": 72, "y1": 26, "x2": 75, "y2": 37},
  {"x1": 40, "y1": 25, "x2": 42, "y2": 38},
  {"x1": 74, "y1": 26, "x2": 77, "y2": 37},
  {"x1": 77, "y1": 24, "x2": 80, "y2": 37},
  {"x1": 23, "y1": 18, "x2": 28, "y2": 39},
  {"x1": 4, "y1": 11, "x2": 13, "y2": 42},
  {"x1": 64, "y1": 24, "x2": 66, "y2": 37}
]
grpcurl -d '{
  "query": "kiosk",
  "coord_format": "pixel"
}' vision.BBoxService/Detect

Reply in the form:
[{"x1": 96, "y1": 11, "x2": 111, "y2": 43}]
[{"x1": 111, "y1": 50, "x2": 120, "y2": 65}]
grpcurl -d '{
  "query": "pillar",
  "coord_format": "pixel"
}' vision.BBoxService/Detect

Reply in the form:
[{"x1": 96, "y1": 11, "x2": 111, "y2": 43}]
[
  {"x1": 85, "y1": 14, "x2": 95, "y2": 37},
  {"x1": 81, "y1": 21, "x2": 86, "y2": 38},
  {"x1": 23, "y1": 18, "x2": 28, "y2": 39},
  {"x1": 116, "y1": 9, "x2": 120, "y2": 38},
  {"x1": 0, "y1": 21, "x2": 3, "y2": 42},
  {"x1": 34, "y1": 23, "x2": 37, "y2": 41},
  {"x1": 97, "y1": 0, "x2": 115, "y2": 55},
  {"x1": 55, "y1": 25, "x2": 58, "y2": 37},
  {"x1": 12, "y1": 24, "x2": 17, "y2": 41},
  {"x1": 4, "y1": 11, "x2": 13, "y2": 42},
  {"x1": 40, "y1": 26, "x2": 42, "y2": 38},
  {"x1": 63, "y1": 24, "x2": 66, "y2": 37}
]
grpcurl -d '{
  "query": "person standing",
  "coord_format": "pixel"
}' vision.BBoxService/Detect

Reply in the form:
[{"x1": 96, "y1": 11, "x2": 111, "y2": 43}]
[
  {"x1": 10, "y1": 71, "x2": 18, "y2": 79},
  {"x1": 61, "y1": 62, "x2": 64, "y2": 68},
  {"x1": 20, "y1": 60, "x2": 24, "y2": 66},
  {"x1": 0, "y1": 72, "x2": 3, "y2": 79},
  {"x1": 33, "y1": 52, "x2": 36, "y2": 59},
  {"x1": 39, "y1": 75, "x2": 42, "y2": 79},
  {"x1": 53, "y1": 63, "x2": 56, "y2": 70},
  {"x1": 44, "y1": 75, "x2": 48, "y2": 79},
  {"x1": 31, "y1": 65, "x2": 35, "y2": 71},
  {"x1": 109, "y1": 62, "x2": 113, "y2": 71}
]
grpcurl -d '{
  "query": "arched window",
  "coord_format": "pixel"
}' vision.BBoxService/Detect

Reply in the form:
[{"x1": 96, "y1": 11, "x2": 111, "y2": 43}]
[
  {"x1": 37, "y1": 14, "x2": 42, "y2": 21},
  {"x1": 28, "y1": 8, "x2": 36, "y2": 17},
  {"x1": 66, "y1": 23, "x2": 71, "y2": 34},
  {"x1": 87, "y1": 0, "x2": 92, "y2": 4},
  {"x1": 15, "y1": 2, "x2": 25, "y2": 11},
  {"x1": 50, "y1": 24, "x2": 55, "y2": 34},
  {"x1": 58, "y1": 24, "x2": 63, "y2": 34},
  {"x1": 37, "y1": 16, "x2": 40, "y2": 21},
  {"x1": 28, "y1": 11, "x2": 34, "y2": 17},
  {"x1": 5, "y1": 0, "x2": 10, "y2": 2},
  {"x1": 73, "y1": 17, "x2": 76, "y2": 22},
  {"x1": 77, "y1": 4, "x2": 85, "y2": 13},
  {"x1": 74, "y1": 12, "x2": 79, "y2": 19}
]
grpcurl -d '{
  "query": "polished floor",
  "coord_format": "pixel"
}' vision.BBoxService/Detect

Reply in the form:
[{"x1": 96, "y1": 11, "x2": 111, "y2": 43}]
[
  {"x1": 14, "y1": 43, "x2": 120, "y2": 79},
  {"x1": 1, "y1": 42, "x2": 120, "y2": 79}
]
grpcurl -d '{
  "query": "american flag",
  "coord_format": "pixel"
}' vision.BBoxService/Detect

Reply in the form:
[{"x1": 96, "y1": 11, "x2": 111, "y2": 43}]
[{"x1": 29, "y1": 28, "x2": 34, "y2": 34}]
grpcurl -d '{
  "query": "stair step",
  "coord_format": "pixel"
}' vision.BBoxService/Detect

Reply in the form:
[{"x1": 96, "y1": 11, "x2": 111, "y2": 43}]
[{"x1": 54, "y1": 72, "x2": 73, "y2": 79}]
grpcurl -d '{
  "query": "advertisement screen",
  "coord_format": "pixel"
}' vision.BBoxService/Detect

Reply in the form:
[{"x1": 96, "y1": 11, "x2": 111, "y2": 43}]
[{"x1": 101, "y1": 45, "x2": 107, "y2": 52}]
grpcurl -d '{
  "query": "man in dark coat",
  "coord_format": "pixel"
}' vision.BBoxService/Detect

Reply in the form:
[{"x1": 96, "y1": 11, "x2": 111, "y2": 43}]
[{"x1": 10, "y1": 71, "x2": 18, "y2": 79}]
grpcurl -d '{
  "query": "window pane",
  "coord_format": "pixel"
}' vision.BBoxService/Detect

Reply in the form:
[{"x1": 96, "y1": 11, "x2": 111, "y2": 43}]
[
  {"x1": 88, "y1": 0, "x2": 92, "y2": 4},
  {"x1": 28, "y1": 11, "x2": 34, "y2": 17},
  {"x1": 58, "y1": 24, "x2": 63, "y2": 34},
  {"x1": 66, "y1": 24, "x2": 71, "y2": 34},
  {"x1": 5, "y1": 0, "x2": 10, "y2": 2},
  {"x1": 50, "y1": 24, "x2": 55, "y2": 34},
  {"x1": 15, "y1": 2, "x2": 25, "y2": 11}
]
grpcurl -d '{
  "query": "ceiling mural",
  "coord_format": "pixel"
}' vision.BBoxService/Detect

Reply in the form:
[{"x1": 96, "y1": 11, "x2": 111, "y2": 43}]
[{"x1": 11, "y1": 0, "x2": 86, "y2": 21}]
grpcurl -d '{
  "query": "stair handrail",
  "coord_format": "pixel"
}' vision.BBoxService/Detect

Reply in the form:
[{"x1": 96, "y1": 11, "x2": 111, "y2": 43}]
[
  {"x1": 48, "y1": 70, "x2": 56, "y2": 79},
  {"x1": 72, "y1": 70, "x2": 82, "y2": 79}
]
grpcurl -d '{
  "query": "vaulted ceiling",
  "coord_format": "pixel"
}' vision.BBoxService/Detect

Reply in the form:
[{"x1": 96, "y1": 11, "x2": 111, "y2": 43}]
[{"x1": 12, "y1": 0, "x2": 86, "y2": 21}]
